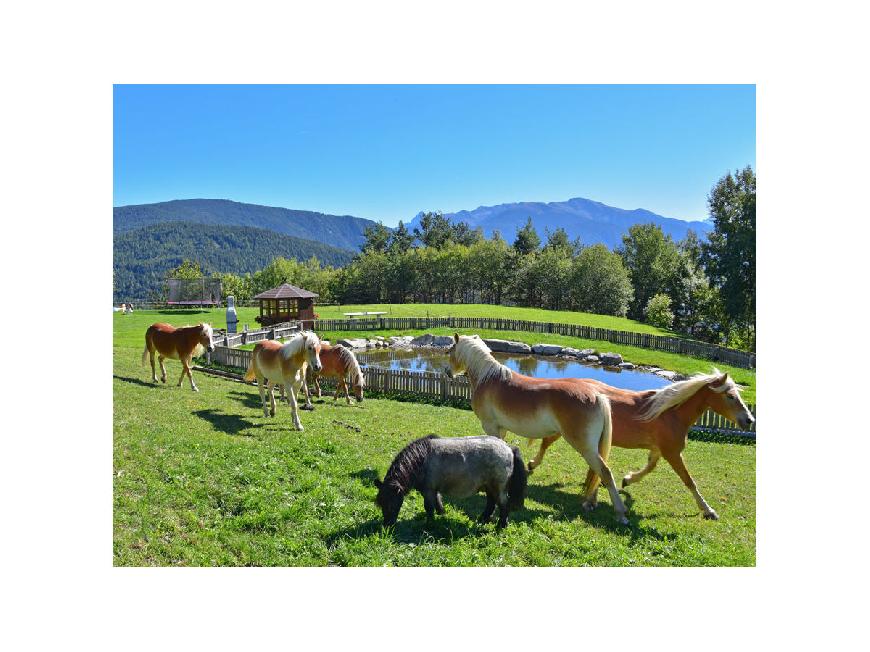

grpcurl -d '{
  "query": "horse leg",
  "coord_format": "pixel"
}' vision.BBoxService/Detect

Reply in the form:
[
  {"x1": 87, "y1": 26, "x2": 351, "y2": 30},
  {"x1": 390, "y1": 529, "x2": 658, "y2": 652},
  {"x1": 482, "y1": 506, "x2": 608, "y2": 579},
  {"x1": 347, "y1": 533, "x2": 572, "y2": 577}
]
[
  {"x1": 266, "y1": 380, "x2": 277, "y2": 417},
  {"x1": 184, "y1": 357, "x2": 198, "y2": 391},
  {"x1": 564, "y1": 430, "x2": 628, "y2": 524},
  {"x1": 423, "y1": 489, "x2": 437, "y2": 519},
  {"x1": 435, "y1": 493, "x2": 445, "y2": 515},
  {"x1": 342, "y1": 378, "x2": 352, "y2": 404},
  {"x1": 176, "y1": 360, "x2": 187, "y2": 387},
  {"x1": 158, "y1": 356, "x2": 167, "y2": 383},
  {"x1": 496, "y1": 489, "x2": 510, "y2": 529},
  {"x1": 663, "y1": 450, "x2": 718, "y2": 520},
  {"x1": 300, "y1": 375, "x2": 314, "y2": 411},
  {"x1": 257, "y1": 378, "x2": 269, "y2": 418},
  {"x1": 528, "y1": 434, "x2": 561, "y2": 473},
  {"x1": 314, "y1": 375, "x2": 322, "y2": 399},
  {"x1": 285, "y1": 381, "x2": 303, "y2": 431},
  {"x1": 148, "y1": 350, "x2": 158, "y2": 383},
  {"x1": 479, "y1": 492, "x2": 496, "y2": 524},
  {"x1": 623, "y1": 450, "x2": 661, "y2": 488}
]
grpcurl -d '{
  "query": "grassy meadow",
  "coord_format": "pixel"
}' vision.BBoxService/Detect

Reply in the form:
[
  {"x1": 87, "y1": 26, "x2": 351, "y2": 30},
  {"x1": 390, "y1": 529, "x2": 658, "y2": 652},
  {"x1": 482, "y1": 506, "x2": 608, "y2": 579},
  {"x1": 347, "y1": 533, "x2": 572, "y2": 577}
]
[{"x1": 114, "y1": 307, "x2": 756, "y2": 566}]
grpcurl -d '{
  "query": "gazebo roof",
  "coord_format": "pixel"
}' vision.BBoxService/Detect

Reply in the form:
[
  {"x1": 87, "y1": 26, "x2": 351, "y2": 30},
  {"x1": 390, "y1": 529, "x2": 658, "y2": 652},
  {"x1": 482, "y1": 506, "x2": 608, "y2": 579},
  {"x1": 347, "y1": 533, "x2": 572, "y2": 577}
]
[{"x1": 253, "y1": 283, "x2": 318, "y2": 300}]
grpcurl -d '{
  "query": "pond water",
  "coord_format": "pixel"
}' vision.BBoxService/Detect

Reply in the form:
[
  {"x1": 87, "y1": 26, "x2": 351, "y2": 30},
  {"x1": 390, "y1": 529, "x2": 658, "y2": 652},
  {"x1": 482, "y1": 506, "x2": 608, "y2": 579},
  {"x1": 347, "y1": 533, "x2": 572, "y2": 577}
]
[{"x1": 357, "y1": 348, "x2": 671, "y2": 392}]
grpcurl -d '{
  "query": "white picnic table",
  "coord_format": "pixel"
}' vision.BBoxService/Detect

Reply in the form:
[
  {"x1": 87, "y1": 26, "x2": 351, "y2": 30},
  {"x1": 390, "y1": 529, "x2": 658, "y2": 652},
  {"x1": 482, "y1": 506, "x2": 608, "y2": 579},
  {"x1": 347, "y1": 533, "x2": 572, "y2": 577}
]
[{"x1": 343, "y1": 311, "x2": 387, "y2": 317}]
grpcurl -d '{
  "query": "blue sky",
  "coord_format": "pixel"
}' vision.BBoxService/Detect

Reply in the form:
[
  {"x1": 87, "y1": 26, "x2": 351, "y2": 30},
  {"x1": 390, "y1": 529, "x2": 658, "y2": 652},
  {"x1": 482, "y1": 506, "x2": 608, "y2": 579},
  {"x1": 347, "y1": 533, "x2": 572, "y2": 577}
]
[{"x1": 114, "y1": 85, "x2": 755, "y2": 226}]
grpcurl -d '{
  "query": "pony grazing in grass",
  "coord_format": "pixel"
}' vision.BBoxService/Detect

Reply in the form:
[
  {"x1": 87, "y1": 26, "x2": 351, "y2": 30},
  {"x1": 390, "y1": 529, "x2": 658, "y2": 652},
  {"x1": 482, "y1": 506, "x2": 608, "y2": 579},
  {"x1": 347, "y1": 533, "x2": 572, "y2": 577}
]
[
  {"x1": 375, "y1": 435, "x2": 527, "y2": 529},
  {"x1": 445, "y1": 334, "x2": 629, "y2": 524},
  {"x1": 527, "y1": 370, "x2": 755, "y2": 520},
  {"x1": 243, "y1": 331, "x2": 322, "y2": 431},
  {"x1": 307, "y1": 343, "x2": 365, "y2": 403},
  {"x1": 142, "y1": 322, "x2": 215, "y2": 391}
]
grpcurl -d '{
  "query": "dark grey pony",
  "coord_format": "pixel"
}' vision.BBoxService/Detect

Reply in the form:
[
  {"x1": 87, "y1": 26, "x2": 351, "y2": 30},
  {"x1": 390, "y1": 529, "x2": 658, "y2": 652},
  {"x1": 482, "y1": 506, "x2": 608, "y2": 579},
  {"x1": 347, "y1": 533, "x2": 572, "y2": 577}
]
[{"x1": 374, "y1": 435, "x2": 528, "y2": 529}]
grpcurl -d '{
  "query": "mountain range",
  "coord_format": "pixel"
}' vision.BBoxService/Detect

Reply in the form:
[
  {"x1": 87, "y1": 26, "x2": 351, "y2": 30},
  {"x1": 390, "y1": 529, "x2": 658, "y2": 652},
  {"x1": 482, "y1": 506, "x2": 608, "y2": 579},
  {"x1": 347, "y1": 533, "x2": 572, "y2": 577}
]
[
  {"x1": 407, "y1": 196, "x2": 710, "y2": 248},
  {"x1": 113, "y1": 196, "x2": 710, "y2": 301},
  {"x1": 114, "y1": 198, "x2": 377, "y2": 251}
]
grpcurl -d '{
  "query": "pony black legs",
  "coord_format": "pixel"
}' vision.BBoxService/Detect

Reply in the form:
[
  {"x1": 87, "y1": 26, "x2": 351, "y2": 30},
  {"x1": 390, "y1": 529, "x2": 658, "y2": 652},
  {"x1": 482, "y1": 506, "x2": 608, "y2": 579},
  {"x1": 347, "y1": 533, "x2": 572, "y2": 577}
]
[
  {"x1": 435, "y1": 493, "x2": 445, "y2": 515},
  {"x1": 479, "y1": 490, "x2": 509, "y2": 528},
  {"x1": 479, "y1": 495, "x2": 496, "y2": 523},
  {"x1": 423, "y1": 491, "x2": 437, "y2": 519},
  {"x1": 663, "y1": 451, "x2": 718, "y2": 520}
]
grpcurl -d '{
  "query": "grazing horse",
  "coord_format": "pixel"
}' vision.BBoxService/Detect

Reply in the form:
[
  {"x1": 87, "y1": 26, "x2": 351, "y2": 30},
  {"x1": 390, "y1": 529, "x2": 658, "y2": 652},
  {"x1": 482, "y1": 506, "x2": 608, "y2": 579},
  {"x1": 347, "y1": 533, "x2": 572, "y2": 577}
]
[
  {"x1": 243, "y1": 332, "x2": 322, "y2": 431},
  {"x1": 307, "y1": 343, "x2": 365, "y2": 403},
  {"x1": 526, "y1": 370, "x2": 755, "y2": 520},
  {"x1": 142, "y1": 322, "x2": 215, "y2": 391},
  {"x1": 445, "y1": 334, "x2": 629, "y2": 524},
  {"x1": 375, "y1": 435, "x2": 528, "y2": 529}
]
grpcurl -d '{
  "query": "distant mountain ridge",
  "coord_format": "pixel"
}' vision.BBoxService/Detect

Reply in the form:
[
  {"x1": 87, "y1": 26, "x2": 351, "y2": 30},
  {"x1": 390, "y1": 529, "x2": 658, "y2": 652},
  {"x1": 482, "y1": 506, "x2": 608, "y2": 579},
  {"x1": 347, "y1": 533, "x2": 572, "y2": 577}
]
[
  {"x1": 408, "y1": 196, "x2": 710, "y2": 248},
  {"x1": 113, "y1": 222, "x2": 355, "y2": 301},
  {"x1": 113, "y1": 198, "x2": 379, "y2": 251}
]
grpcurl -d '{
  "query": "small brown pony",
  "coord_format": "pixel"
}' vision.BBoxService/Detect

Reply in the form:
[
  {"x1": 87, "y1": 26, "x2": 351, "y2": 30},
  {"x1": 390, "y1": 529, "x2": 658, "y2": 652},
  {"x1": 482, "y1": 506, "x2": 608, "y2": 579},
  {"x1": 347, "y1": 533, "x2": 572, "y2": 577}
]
[
  {"x1": 142, "y1": 322, "x2": 215, "y2": 391},
  {"x1": 307, "y1": 343, "x2": 365, "y2": 403},
  {"x1": 243, "y1": 332, "x2": 322, "y2": 431},
  {"x1": 446, "y1": 334, "x2": 629, "y2": 524},
  {"x1": 526, "y1": 370, "x2": 755, "y2": 520}
]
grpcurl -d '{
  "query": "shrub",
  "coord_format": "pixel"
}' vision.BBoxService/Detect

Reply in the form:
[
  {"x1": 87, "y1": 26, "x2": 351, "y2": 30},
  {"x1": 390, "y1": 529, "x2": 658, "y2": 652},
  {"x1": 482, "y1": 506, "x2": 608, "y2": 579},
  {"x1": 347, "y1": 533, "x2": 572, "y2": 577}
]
[{"x1": 645, "y1": 293, "x2": 674, "y2": 329}]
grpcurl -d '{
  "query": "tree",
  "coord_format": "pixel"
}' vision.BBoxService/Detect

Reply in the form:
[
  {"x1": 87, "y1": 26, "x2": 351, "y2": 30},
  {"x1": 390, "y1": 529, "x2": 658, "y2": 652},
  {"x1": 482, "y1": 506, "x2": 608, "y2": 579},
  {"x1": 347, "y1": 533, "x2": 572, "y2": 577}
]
[
  {"x1": 513, "y1": 217, "x2": 541, "y2": 255},
  {"x1": 414, "y1": 211, "x2": 454, "y2": 249},
  {"x1": 388, "y1": 220, "x2": 414, "y2": 254},
  {"x1": 618, "y1": 223, "x2": 682, "y2": 319},
  {"x1": 702, "y1": 166, "x2": 756, "y2": 348},
  {"x1": 569, "y1": 244, "x2": 634, "y2": 316},
  {"x1": 645, "y1": 293, "x2": 674, "y2": 329},
  {"x1": 543, "y1": 227, "x2": 573, "y2": 255},
  {"x1": 167, "y1": 259, "x2": 203, "y2": 279},
  {"x1": 451, "y1": 221, "x2": 484, "y2": 247},
  {"x1": 362, "y1": 221, "x2": 392, "y2": 254}
]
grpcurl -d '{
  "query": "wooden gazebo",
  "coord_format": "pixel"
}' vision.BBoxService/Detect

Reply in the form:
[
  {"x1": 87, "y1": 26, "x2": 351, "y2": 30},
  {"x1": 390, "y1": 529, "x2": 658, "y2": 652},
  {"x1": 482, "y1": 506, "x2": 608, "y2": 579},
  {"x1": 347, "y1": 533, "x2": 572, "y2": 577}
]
[{"x1": 253, "y1": 283, "x2": 318, "y2": 327}]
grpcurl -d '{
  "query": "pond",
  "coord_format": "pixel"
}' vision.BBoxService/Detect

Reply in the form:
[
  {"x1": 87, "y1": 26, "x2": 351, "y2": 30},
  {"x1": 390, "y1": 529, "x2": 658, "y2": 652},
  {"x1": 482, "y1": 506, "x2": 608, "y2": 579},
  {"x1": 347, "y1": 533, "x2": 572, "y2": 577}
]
[{"x1": 356, "y1": 348, "x2": 671, "y2": 392}]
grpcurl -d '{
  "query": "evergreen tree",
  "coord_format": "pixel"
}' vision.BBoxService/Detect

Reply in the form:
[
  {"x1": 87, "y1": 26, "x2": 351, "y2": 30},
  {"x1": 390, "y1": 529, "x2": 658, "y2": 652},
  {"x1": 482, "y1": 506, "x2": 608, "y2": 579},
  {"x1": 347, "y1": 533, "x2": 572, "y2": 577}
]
[{"x1": 513, "y1": 217, "x2": 541, "y2": 255}]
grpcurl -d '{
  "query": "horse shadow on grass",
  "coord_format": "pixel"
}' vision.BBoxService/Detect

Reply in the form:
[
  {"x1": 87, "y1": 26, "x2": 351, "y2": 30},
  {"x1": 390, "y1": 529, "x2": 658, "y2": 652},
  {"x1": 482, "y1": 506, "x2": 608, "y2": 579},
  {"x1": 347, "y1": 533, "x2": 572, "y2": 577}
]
[
  {"x1": 113, "y1": 375, "x2": 161, "y2": 389},
  {"x1": 226, "y1": 389, "x2": 264, "y2": 410},
  {"x1": 193, "y1": 409, "x2": 261, "y2": 436}
]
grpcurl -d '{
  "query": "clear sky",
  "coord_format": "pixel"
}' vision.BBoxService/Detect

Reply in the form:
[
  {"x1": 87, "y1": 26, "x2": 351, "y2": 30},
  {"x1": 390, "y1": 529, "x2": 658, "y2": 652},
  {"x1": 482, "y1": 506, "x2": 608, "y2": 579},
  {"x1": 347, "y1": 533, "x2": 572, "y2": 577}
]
[{"x1": 114, "y1": 85, "x2": 755, "y2": 226}]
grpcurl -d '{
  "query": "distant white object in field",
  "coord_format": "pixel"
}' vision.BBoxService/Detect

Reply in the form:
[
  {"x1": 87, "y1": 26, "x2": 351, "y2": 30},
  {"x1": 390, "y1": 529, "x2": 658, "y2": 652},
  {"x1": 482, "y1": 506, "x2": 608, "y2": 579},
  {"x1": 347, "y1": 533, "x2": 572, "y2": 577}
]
[{"x1": 226, "y1": 295, "x2": 238, "y2": 333}]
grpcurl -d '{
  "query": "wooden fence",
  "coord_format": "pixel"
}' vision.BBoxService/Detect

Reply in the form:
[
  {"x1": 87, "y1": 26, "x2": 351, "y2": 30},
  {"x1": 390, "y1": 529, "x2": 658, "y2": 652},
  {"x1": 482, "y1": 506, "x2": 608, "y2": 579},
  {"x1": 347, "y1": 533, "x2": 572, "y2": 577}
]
[
  {"x1": 312, "y1": 316, "x2": 756, "y2": 369},
  {"x1": 208, "y1": 345, "x2": 755, "y2": 437}
]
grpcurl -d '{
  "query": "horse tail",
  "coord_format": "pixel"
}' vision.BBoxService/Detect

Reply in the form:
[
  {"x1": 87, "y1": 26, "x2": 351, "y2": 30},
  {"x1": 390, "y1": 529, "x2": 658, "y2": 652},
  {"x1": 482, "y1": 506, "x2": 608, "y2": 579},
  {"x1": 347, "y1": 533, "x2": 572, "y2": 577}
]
[
  {"x1": 141, "y1": 330, "x2": 151, "y2": 365},
  {"x1": 244, "y1": 348, "x2": 258, "y2": 382},
  {"x1": 582, "y1": 393, "x2": 612, "y2": 496},
  {"x1": 507, "y1": 446, "x2": 528, "y2": 511}
]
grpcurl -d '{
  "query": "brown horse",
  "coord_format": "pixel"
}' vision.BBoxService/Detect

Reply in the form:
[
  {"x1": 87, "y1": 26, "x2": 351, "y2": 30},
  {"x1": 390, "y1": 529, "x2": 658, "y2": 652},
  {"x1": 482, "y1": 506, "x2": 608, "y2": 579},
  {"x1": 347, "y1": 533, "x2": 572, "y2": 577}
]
[
  {"x1": 243, "y1": 331, "x2": 322, "y2": 431},
  {"x1": 142, "y1": 322, "x2": 215, "y2": 391},
  {"x1": 446, "y1": 334, "x2": 629, "y2": 524},
  {"x1": 526, "y1": 370, "x2": 755, "y2": 520},
  {"x1": 307, "y1": 343, "x2": 365, "y2": 403}
]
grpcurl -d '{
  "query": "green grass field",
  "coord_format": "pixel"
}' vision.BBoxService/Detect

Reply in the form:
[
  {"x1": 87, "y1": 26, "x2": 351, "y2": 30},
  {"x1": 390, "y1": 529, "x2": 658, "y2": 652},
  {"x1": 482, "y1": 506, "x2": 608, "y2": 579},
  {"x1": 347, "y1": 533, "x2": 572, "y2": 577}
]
[{"x1": 114, "y1": 308, "x2": 756, "y2": 566}]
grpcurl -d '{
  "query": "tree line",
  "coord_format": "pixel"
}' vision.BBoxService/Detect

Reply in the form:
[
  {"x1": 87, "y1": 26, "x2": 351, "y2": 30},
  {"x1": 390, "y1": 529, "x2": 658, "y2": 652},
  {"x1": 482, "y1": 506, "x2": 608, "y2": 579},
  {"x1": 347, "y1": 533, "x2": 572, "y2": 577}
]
[{"x1": 166, "y1": 167, "x2": 755, "y2": 350}]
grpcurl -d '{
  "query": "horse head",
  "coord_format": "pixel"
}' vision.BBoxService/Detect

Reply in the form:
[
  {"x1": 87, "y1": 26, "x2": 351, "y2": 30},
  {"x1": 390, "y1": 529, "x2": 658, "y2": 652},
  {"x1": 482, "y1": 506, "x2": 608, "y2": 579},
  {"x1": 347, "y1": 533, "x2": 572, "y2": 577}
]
[
  {"x1": 705, "y1": 372, "x2": 755, "y2": 429},
  {"x1": 302, "y1": 332, "x2": 322, "y2": 374},
  {"x1": 373, "y1": 478, "x2": 402, "y2": 527},
  {"x1": 199, "y1": 323, "x2": 215, "y2": 353}
]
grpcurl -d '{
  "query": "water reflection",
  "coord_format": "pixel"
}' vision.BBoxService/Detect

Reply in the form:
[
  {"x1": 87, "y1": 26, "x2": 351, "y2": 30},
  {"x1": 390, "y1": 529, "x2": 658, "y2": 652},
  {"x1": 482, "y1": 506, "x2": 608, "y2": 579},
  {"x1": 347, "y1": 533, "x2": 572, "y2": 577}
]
[{"x1": 357, "y1": 348, "x2": 670, "y2": 392}]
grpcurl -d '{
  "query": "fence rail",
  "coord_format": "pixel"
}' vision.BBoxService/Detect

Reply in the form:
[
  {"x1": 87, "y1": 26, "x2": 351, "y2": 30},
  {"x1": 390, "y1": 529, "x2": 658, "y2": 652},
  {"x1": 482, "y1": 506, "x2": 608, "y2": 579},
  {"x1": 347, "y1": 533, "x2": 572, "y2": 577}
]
[
  {"x1": 207, "y1": 345, "x2": 755, "y2": 437},
  {"x1": 312, "y1": 316, "x2": 756, "y2": 369}
]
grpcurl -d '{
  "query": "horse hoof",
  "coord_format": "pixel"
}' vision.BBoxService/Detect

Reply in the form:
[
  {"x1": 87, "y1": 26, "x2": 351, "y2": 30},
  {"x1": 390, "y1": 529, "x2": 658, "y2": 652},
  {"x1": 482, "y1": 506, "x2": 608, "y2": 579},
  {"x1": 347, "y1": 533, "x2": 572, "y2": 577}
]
[
  {"x1": 617, "y1": 515, "x2": 629, "y2": 525},
  {"x1": 581, "y1": 500, "x2": 596, "y2": 512},
  {"x1": 191, "y1": 387, "x2": 199, "y2": 392},
  {"x1": 621, "y1": 477, "x2": 629, "y2": 488},
  {"x1": 704, "y1": 511, "x2": 719, "y2": 521}
]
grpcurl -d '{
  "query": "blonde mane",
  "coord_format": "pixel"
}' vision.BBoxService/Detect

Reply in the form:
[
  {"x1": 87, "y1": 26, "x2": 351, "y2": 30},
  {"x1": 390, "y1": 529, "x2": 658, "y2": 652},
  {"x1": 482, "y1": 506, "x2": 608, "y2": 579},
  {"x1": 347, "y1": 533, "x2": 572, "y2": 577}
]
[
  {"x1": 638, "y1": 368, "x2": 740, "y2": 421},
  {"x1": 280, "y1": 330, "x2": 320, "y2": 359},
  {"x1": 454, "y1": 336, "x2": 512, "y2": 384},
  {"x1": 337, "y1": 345, "x2": 365, "y2": 388}
]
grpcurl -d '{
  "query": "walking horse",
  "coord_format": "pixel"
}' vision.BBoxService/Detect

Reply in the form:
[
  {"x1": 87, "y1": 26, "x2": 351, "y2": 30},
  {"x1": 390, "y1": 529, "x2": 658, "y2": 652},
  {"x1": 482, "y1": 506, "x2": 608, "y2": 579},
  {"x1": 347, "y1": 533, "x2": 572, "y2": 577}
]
[
  {"x1": 526, "y1": 370, "x2": 755, "y2": 519},
  {"x1": 142, "y1": 322, "x2": 215, "y2": 391},
  {"x1": 445, "y1": 334, "x2": 629, "y2": 524},
  {"x1": 244, "y1": 332, "x2": 322, "y2": 431},
  {"x1": 307, "y1": 343, "x2": 365, "y2": 403}
]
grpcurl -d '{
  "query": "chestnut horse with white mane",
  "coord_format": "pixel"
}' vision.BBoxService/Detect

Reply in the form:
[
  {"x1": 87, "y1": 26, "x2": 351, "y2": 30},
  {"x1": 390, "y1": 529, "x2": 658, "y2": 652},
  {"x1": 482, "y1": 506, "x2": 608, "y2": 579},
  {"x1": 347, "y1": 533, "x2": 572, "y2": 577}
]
[
  {"x1": 307, "y1": 343, "x2": 365, "y2": 403},
  {"x1": 446, "y1": 334, "x2": 629, "y2": 524},
  {"x1": 526, "y1": 370, "x2": 755, "y2": 520},
  {"x1": 244, "y1": 332, "x2": 322, "y2": 431},
  {"x1": 142, "y1": 322, "x2": 215, "y2": 391}
]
